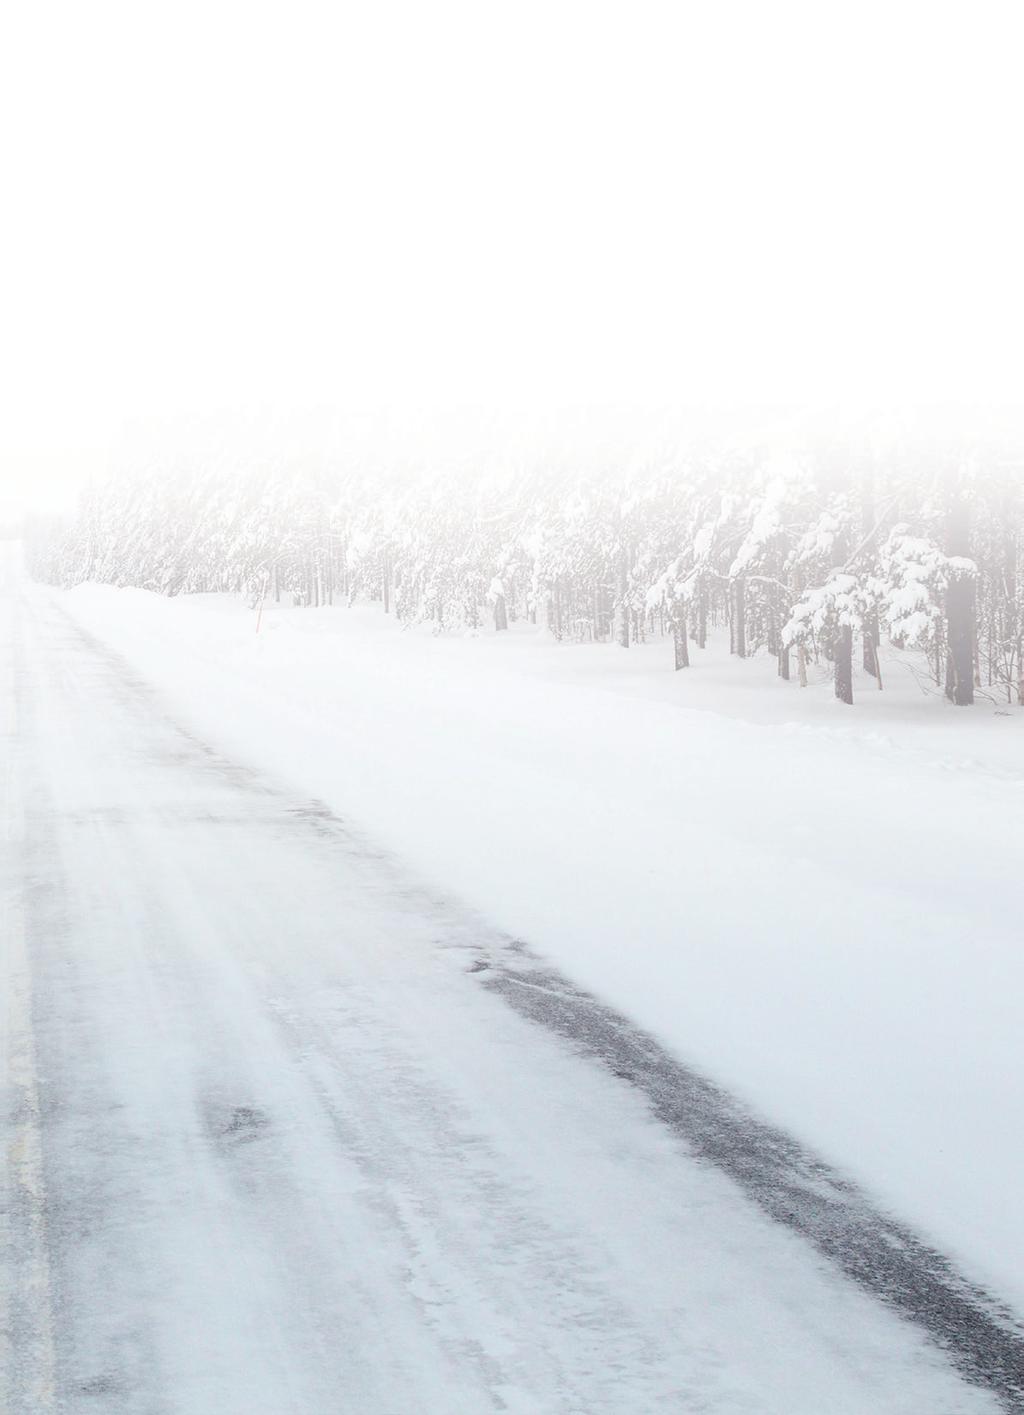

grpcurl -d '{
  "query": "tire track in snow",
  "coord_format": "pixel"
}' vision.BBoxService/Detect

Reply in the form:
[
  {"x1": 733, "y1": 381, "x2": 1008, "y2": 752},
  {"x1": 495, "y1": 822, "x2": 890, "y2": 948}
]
[{"x1": 477, "y1": 960, "x2": 1024, "y2": 1411}]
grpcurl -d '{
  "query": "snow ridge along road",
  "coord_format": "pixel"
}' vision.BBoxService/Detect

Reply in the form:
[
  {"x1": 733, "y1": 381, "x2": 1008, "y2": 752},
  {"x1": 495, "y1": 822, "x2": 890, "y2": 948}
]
[{"x1": 1, "y1": 575, "x2": 1018, "y2": 1413}]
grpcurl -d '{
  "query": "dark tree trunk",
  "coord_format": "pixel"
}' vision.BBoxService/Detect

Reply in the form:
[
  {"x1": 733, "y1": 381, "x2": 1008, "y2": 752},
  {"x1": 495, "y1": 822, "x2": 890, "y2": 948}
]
[
  {"x1": 831, "y1": 522, "x2": 853, "y2": 703},
  {"x1": 945, "y1": 574, "x2": 975, "y2": 704},
  {"x1": 732, "y1": 577, "x2": 746, "y2": 658},
  {"x1": 863, "y1": 612, "x2": 880, "y2": 675},
  {"x1": 779, "y1": 643, "x2": 790, "y2": 680},
  {"x1": 494, "y1": 593, "x2": 508, "y2": 631},
  {"x1": 766, "y1": 601, "x2": 780, "y2": 658},
  {"x1": 673, "y1": 616, "x2": 689, "y2": 669},
  {"x1": 834, "y1": 624, "x2": 853, "y2": 704},
  {"x1": 945, "y1": 499, "x2": 975, "y2": 705},
  {"x1": 617, "y1": 550, "x2": 630, "y2": 648}
]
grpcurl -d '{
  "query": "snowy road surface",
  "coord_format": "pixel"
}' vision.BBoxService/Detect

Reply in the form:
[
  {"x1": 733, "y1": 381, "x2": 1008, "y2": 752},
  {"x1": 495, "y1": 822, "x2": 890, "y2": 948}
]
[{"x1": 0, "y1": 577, "x2": 1016, "y2": 1413}]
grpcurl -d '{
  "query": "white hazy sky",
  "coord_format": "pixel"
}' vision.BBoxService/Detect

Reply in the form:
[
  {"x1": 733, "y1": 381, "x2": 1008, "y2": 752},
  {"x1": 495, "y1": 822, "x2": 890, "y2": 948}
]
[{"x1": 1, "y1": 0, "x2": 1023, "y2": 516}]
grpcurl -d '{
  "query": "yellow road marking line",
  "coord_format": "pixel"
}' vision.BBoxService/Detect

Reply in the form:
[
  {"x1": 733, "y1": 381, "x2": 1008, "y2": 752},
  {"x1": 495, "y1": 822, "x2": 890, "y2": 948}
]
[{"x1": 2, "y1": 598, "x2": 57, "y2": 1413}]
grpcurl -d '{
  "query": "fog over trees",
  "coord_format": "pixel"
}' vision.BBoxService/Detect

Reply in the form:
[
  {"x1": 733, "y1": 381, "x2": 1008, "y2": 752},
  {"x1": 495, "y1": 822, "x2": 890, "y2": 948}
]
[{"x1": 27, "y1": 435, "x2": 1024, "y2": 709}]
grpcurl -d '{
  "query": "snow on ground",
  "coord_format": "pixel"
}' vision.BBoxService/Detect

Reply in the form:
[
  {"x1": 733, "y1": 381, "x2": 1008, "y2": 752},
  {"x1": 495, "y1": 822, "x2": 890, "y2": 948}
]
[
  {"x1": 8, "y1": 570, "x2": 1009, "y2": 1415},
  {"x1": 58, "y1": 578, "x2": 1024, "y2": 1317}
]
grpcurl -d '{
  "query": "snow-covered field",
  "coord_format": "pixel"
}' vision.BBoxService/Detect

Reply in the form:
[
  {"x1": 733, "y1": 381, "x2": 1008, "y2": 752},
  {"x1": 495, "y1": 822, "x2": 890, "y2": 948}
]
[{"x1": 59, "y1": 578, "x2": 1024, "y2": 1320}]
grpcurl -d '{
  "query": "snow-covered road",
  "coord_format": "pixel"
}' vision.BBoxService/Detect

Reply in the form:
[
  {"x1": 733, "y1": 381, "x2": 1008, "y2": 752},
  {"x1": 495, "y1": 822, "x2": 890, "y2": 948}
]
[{"x1": 0, "y1": 575, "x2": 1013, "y2": 1413}]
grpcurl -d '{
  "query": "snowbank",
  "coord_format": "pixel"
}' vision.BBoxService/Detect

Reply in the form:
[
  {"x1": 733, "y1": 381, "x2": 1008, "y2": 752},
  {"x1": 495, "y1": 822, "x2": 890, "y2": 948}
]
[{"x1": 59, "y1": 581, "x2": 1024, "y2": 1315}]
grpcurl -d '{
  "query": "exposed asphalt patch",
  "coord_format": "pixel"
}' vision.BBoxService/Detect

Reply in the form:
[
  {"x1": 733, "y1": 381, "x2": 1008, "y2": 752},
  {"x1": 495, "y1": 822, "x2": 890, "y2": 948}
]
[
  {"x1": 202, "y1": 1102, "x2": 272, "y2": 1150},
  {"x1": 480, "y1": 958, "x2": 1024, "y2": 1412},
  {"x1": 77, "y1": 1373, "x2": 128, "y2": 1398}
]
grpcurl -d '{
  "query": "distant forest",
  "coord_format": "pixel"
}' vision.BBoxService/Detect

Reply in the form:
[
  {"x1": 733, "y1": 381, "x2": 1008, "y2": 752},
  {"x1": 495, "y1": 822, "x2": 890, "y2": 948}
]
[{"x1": 27, "y1": 436, "x2": 1024, "y2": 707}]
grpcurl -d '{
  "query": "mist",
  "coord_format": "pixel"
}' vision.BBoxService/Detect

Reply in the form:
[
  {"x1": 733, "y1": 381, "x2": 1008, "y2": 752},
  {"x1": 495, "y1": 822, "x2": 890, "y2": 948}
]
[
  {"x1": 4, "y1": 1, "x2": 1024, "y2": 515},
  {"x1": 4, "y1": 5, "x2": 1024, "y2": 1412}
]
